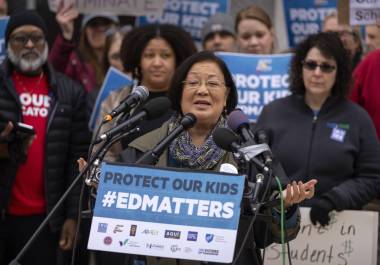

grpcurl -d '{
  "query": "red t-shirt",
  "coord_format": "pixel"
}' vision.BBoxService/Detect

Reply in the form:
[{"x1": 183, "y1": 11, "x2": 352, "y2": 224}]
[{"x1": 8, "y1": 71, "x2": 50, "y2": 215}]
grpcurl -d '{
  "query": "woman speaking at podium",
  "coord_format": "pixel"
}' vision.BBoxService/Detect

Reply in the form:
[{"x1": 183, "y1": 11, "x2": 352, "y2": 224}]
[{"x1": 119, "y1": 51, "x2": 316, "y2": 265}]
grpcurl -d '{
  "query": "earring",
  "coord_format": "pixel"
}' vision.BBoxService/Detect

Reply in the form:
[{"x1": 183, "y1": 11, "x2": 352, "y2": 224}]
[{"x1": 133, "y1": 67, "x2": 140, "y2": 80}]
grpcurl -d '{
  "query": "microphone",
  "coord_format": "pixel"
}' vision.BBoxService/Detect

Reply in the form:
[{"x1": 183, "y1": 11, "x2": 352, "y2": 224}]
[
  {"x1": 213, "y1": 127, "x2": 266, "y2": 170},
  {"x1": 213, "y1": 128, "x2": 264, "y2": 208},
  {"x1": 227, "y1": 109, "x2": 256, "y2": 145},
  {"x1": 213, "y1": 127, "x2": 241, "y2": 153},
  {"x1": 103, "y1": 85, "x2": 149, "y2": 122},
  {"x1": 96, "y1": 97, "x2": 171, "y2": 143},
  {"x1": 136, "y1": 113, "x2": 197, "y2": 165},
  {"x1": 255, "y1": 129, "x2": 273, "y2": 167},
  {"x1": 220, "y1": 163, "x2": 238, "y2": 174}
]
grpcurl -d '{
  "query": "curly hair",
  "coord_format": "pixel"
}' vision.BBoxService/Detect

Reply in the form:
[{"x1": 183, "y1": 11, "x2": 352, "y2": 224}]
[
  {"x1": 120, "y1": 24, "x2": 197, "y2": 82},
  {"x1": 289, "y1": 31, "x2": 352, "y2": 97},
  {"x1": 168, "y1": 51, "x2": 238, "y2": 114}
]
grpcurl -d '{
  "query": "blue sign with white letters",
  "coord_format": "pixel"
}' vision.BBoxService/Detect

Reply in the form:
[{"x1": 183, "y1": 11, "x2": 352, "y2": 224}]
[
  {"x1": 94, "y1": 163, "x2": 244, "y2": 230},
  {"x1": 89, "y1": 66, "x2": 133, "y2": 131},
  {"x1": 0, "y1": 17, "x2": 9, "y2": 63},
  {"x1": 137, "y1": 0, "x2": 229, "y2": 43},
  {"x1": 283, "y1": 0, "x2": 337, "y2": 47},
  {"x1": 217, "y1": 52, "x2": 292, "y2": 121}
]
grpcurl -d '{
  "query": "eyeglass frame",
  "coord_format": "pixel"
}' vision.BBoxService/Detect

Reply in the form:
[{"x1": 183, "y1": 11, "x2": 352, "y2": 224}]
[
  {"x1": 182, "y1": 79, "x2": 227, "y2": 90},
  {"x1": 9, "y1": 32, "x2": 46, "y2": 46},
  {"x1": 302, "y1": 60, "x2": 337, "y2": 74}
]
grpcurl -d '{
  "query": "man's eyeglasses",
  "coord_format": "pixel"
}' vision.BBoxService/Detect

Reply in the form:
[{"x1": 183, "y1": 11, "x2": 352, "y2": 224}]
[
  {"x1": 182, "y1": 79, "x2": 226, "y2": 90},
  {"x1": 9, "y1": 33, "x2": 45, "y2": 46},
  {"x1": 302, "y1": 60, "x2": 336, "y2": 73}
]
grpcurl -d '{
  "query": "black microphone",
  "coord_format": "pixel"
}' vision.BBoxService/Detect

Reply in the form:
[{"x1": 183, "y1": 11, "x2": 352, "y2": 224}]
[
  {"x1": 227, "y1": 109, "x2": 256, "y2": 145},
  {"x1": 255, "y1": 129, "x2": 273, "y2": 167},
  {"x1": 213, "y1": 127, "x2": 241, "y2": 153},
  {"x1": 96, "y1": 97, "x2": 171, "y2": 143},
  {"x1": 213, "y1": 127, "x2": 265, "y2": 207},
  {"x1": 103, "y1": 85, "x2": 149, "y2": 122},
  {"x1": 136, "y1": 113, "x2": 197, "y2": 165},
  {"x1": 213, "y1": 127, "x2": 266, "y2": 169}
]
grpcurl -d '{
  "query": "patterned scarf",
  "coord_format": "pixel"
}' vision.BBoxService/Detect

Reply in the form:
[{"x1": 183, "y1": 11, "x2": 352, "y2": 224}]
[{"x1": 168, "y1": 114, "x2": 226, "y2": 170}]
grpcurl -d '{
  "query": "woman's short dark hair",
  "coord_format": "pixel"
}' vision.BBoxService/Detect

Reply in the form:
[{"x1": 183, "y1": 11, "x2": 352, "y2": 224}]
[
  {"x1": 290, "y1": 31, "x2": 352, "y2": 97},
  {"x1": 120, "y1": 24, "x2": 197, "y2": 81},
  {"x1": 169, "y1": 51, "x2": 238, "y2": 114}
]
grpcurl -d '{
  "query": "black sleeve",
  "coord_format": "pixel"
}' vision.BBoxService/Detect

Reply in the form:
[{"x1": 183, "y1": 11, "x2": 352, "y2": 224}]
[{"x1": 64, "y1": 82, "x2": 91, "y2": 219}]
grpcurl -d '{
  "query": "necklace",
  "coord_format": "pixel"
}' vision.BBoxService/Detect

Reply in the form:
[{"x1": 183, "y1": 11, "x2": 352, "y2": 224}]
[{"x1": 14, "y1": 72, "x2": 45, "y2": 94}]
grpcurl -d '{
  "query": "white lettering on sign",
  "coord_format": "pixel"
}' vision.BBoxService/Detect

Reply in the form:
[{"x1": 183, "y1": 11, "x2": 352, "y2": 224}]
[{"x1": 233, "y1": 74, "x2": 289, "y2": 89}]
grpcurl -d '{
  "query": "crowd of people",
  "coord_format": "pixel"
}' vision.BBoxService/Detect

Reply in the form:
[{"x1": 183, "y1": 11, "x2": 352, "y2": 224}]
[{"x1": 0, "y1": 1, "x2": 380, "y2": 265}]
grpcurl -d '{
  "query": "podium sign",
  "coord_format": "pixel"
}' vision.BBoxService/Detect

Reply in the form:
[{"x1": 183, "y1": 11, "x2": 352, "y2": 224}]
[{"x1": 88, "y1": 163, "x2": 245, "y2": 263}]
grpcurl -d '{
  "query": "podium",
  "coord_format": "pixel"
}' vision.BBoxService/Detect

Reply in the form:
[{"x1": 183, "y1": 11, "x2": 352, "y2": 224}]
[{"x1": 87, "y1": 162, "x2": 245, "y2": 263}]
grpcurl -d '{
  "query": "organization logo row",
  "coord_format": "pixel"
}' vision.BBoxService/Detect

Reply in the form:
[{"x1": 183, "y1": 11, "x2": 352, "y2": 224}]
[{"x1": 97, "y1": 222, "x2": 227, "y2": 257}]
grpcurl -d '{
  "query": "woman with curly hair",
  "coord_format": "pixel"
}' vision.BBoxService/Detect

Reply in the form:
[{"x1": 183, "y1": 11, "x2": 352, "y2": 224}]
[{"x1": 95, "y1": 23, "x2": 197, "y2": 161}]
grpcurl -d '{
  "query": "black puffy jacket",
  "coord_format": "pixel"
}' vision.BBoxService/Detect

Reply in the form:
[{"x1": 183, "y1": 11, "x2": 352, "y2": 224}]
[{"x1": 0, "y1": 60, "x2": 90, "y2": 232}]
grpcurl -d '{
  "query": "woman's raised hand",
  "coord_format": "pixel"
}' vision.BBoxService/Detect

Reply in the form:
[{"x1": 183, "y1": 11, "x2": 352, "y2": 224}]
[{"x1": 56, "y1": 0, "x2": 79, "y2": 41}]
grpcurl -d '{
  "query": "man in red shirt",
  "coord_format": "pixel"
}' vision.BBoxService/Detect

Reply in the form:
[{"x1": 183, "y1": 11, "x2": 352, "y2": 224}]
[{"x1": 0, "y1": 10, "x2": 89, "y2": 265}]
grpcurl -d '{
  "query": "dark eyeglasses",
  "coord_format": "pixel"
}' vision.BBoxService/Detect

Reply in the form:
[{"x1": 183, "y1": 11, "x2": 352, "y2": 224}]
[
  {"x1": 302, "y1": 60, "x2": 336, "y2": 73},
  {"x1": 9, "y1": 33, "x2": 45, "y2": 46}
]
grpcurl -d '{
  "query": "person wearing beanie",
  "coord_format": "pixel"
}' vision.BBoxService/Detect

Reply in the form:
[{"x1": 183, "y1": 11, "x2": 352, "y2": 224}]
[
  {"x1": 49, "y1": 2, "x2": 119, "y2": 92},
  {"x1": 0, "y1": 9, "x2": 90, "y2": 265},
  {"x1": 201, "y1": 13, "x2": 236, "y2": 52}
]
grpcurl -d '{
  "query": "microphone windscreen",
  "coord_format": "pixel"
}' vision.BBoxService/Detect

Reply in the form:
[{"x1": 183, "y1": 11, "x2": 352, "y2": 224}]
[
  {"x1": 143, "y1": 97, "x2": 171, "y2": 120},
  {"x1": 220, "y1": 163, "x2": 238, "y2": 174},
  {"x1": 181, "y1": 113, "x2": 197, "y2": 129},
  {"x1": 227, "y1": 109, "x2": 250, "y2": 132},
  {"x1": 213, "y1": 127, "x2": 240, "y2": 152},
  {"x1": 133, "y1": 85, "x2": 150, "y2": 101}
]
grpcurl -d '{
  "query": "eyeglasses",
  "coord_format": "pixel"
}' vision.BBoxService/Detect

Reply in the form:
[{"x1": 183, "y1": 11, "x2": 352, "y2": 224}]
[
  {"x1": 9, "y1": 33, "x2": 45, "y2": 46},
  {"x1": 182, "y1": 79, "x2": 226, "y2": 90},
  {"x1": 302, "y1": 60, "x2": 336, "y2": 73}
]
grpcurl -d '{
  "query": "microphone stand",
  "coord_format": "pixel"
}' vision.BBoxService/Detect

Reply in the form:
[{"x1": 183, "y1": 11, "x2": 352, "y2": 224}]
[
  {"x1": 9, "y1": 127, "x2": 139, "y2": 265},
  {"x1": 231, "y1": 155, "x2": 274, "y2": 265}
]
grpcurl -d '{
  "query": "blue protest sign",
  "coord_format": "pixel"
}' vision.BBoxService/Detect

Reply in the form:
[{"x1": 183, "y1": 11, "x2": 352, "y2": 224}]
[
  {"x1": 88, "y1": 163, "x2": 245, "y2": 262},
  {"x1": 217, "y1": 52, "x2": 292, "y2": 121},
  {"x1": 283, "y1": 0, "x2": 336, "y2": 48},
  {"x1": 0, "y1": 17, "x2": 9, "y2": 63},
  {"x1": 89, "y1": 67, "x2": 133, "y2": 130},
  {"x1": 137, "y1": 0, "x2": 229, "y2": 43}
]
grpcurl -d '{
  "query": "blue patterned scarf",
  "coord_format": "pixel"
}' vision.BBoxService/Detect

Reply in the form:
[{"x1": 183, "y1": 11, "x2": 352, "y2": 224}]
[{"x1": 168, "y1": 114, "x2": 226, "y2": 170}]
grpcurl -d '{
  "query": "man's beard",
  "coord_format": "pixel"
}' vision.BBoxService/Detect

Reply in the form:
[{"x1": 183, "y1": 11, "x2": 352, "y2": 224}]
[{"x1": 7, "y1": 44, "x2": 48, "y2": 74}]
